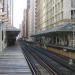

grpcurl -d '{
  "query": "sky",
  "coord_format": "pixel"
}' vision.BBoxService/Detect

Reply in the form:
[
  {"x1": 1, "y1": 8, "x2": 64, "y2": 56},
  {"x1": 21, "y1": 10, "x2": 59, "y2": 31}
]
[{"x1": 13, "y1": 0, "x2": 27, "y2": 28}]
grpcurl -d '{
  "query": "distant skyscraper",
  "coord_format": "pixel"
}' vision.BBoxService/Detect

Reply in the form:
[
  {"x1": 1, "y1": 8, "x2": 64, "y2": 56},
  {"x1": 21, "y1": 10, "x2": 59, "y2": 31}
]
[
  {"x1": 25, "y1": 0, "x2": 31, "y2": 39},
  {"x1": 27, "y1": 0, "x2": 36, "y2": 41},
  {"x1": 21, "y1": 0, "x2": 35, "y2": 41},
  {"x1": 27, "y1": 0, "x2": 30, "y2": 9},
  {"x1": 21, "y1": 9, "x2": 27, "y2": 38},
  {"x1": 30, "y1": 0, "x2": 36, "y2": 35}
]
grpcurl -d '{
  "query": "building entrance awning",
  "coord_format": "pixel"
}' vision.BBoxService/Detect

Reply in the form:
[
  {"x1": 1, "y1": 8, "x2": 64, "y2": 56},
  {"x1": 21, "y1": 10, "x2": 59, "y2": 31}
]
[{"x1": 32, "y1": 23, "x2": 75, "y2": 37}]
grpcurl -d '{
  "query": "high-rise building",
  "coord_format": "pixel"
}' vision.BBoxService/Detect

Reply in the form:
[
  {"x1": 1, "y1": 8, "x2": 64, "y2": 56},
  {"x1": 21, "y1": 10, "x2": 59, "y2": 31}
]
[
  {"x1": 23, "y1": 9, "x2": 27, "y2": 38},
  {"x1": 3, "y1": 0, "x2": 13, "y2": 26},
  {"x1": 27, "y1": 0, "x2": 36, "y2": 41},
  {"x1": 19, "y1": 9, "x2": 27, "y2": 38},
  {"x1": 20, "y1": 0, "x2": 31, "y2": 39},
  {"x1": 35, "y1": 0, "x2": 75, "y2": 33},
  {"x1": 25, "y1": 0, "x2": 30, "y2": 39},
  {"x1": 23, "y1": 0, "x2": 35, "y2": 41},
  {"x1": 28, "y1": 9, "x2": 32, "y2": 41},
  {"x1": 27, "y1": 0, "x2": 30, "y2": 9},
  {"x1": 0, "y1": 0, "x2": 19, "y2": 51},
  {"x1": 7, "y1": 0, "x2": 13, "y2": 26},
  {"x1": 30, "y1": 0, "x2": 36, "y2": 35},
  {"x1": 35, "y1": 0, "x2": 75, "y2": 47}
]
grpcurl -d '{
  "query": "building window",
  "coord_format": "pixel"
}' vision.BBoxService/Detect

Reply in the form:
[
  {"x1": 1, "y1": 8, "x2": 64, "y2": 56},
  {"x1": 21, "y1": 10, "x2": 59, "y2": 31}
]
[
  {"x1": 71, "y1": 10, "x2": 75, "y2": 19},
  {"x1": 71, "y1": 0, "x2": 75, "y2": 8}
]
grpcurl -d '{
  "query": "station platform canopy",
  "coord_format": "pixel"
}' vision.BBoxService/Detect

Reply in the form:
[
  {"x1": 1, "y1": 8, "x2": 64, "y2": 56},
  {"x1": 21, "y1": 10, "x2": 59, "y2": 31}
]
[
  {"x1": 6, "y1": 25, "x2": 20, "y2": 36},
  {"x1": 6, "y1": 25, "x2": 20, "y2": 31},
  {"x1": 0, "y1": 22, "x2": 20, "y2": 46},
  {"x1": 0, "y1": 21, "x2": 20, "y2": 36},
  {"x1": 6, "y1": 25, "x2": 20, "y2": 46},
  {"x1": 32, "y1": 23, "x2": 75, "y2": 37}
]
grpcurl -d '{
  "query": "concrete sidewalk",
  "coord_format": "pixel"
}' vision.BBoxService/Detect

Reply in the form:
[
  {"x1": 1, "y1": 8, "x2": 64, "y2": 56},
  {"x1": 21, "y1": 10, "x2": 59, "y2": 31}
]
[{"x1": 0, "y1": 45, "x2": 32, "y2": 75}]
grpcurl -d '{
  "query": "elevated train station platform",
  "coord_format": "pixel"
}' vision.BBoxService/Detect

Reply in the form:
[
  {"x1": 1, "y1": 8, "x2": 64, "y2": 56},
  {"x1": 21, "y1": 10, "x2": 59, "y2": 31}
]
[
  {"x1": 31, "y1": 23, "x2": 75, "y2": 60},
  {"x1": 0, "y1": 22, "x2": 20, "y2": 51},
  {"x1": 0, "y1": 44, "x2": 32, "y2": 75}
]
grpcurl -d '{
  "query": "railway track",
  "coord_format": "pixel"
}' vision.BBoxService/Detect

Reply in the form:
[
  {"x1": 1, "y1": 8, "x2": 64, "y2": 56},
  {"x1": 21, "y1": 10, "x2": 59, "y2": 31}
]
[
  {"x1": 21, "y1": 42, "x2": 56, "y2": 75},
  {"x1": 31, "y1": 46, "x2": 75, "y2": 72},
  {"x1": 19, "y1": 40, "x2": 75, "y2": 75},
  {"x1": 22, "y1": 43, "x2": 57, "y2": 75}
]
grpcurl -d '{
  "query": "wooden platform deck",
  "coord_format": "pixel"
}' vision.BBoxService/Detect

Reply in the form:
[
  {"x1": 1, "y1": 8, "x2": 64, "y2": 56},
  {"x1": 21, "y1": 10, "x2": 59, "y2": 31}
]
[{"x1": 0, "y1": 45, "x2": 32, "y2": 75}]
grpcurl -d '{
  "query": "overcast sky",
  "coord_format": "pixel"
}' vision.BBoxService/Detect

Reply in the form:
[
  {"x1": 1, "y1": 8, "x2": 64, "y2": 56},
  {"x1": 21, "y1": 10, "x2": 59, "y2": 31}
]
[{"x1": 13, "y1": 0, "x2": 27, "y2": 28}]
